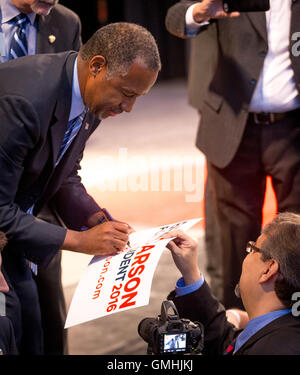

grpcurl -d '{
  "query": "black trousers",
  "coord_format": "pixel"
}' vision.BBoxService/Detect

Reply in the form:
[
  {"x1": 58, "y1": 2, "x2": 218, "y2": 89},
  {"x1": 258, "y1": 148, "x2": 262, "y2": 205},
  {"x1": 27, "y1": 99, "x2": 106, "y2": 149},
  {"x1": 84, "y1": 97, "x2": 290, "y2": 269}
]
[
  {"x1": 3, "y1": 251, "x2": 43, "y2": 355},
  {"x1": 206, "y1": 110, "x2": 300, "y2": 308},
  {"x1": 34, "y1": 205, "x2": 68, "y2": 355},
  {"x1": 33, "y1": 251, "x2": 68, "y2": 355}
]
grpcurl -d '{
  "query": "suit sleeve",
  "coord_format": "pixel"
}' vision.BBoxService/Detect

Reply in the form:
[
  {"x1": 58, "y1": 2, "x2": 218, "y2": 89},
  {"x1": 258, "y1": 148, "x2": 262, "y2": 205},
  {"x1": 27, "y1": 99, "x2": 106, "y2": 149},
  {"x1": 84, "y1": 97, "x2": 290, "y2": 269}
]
[
  {"x1": 51, "y1": 147, "x2": 102, "y2": 231},
  {"x1": 165, "y1": 0, "x2": 205, "y2": 38},
  {"x1": 71, "y1": 13, "x2": 82, "y2": 51},
  {"x1": 168, "y1": 281, "x2": 239, "y2": 355},
  {"x1": 0, "y1": 95, "x2": 66, "y2": 267},
  {"x1": 0, "y1": 317, "x2": 18, "y2": 355}
]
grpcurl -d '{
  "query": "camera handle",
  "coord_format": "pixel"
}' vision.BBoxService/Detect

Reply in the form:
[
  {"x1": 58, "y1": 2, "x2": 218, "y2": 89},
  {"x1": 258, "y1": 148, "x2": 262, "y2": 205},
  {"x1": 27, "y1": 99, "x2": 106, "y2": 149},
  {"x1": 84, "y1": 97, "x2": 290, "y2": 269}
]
[{"x1": 160, "y1": 300, "x2": 180, "y2": 322}]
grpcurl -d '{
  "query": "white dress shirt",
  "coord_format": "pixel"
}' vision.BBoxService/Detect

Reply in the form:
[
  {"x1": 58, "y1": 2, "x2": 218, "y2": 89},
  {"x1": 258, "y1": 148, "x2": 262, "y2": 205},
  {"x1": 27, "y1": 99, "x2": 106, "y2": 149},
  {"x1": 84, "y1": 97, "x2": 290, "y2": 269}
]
[{"x1": 186, "y1": 0, "x2": 300, "y2": 113}]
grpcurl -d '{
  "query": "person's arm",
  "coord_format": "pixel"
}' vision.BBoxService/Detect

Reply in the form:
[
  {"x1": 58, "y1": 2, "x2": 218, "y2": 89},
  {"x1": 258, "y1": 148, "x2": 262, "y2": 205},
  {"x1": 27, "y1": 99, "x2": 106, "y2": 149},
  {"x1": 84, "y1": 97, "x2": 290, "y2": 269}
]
[
  {"x1": 0, "y1": 95, "x2": 129, "y2": 266},
  {"x1": 226, "y1": 309, "x2": 249, "y2": 329},
  {"x1": 166, "y1": 230, "x2": 201, "y2": 285},
  {"x1": 0, "y1": 94, "x2": 67, "y2": 267},
  {"x1": 165, "y1": 0, "x2": 239, "y2": 38},
  {"x1": 71, "y1": 13, "x2": 82, "y2": 51},
  {"x1": 165, "y1": 230, "x2": 240, "y2": 355},
  {"x1": 62, "y1": 221, "x2": 129, "y2": 255}
]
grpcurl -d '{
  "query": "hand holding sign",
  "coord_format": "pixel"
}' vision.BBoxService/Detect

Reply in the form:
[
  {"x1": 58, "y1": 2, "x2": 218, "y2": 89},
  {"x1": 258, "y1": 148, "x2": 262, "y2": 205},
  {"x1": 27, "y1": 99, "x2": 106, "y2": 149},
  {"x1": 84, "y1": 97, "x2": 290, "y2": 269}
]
[{"x1": 65, "y1": 218, "x2": 202, "y2": 328}]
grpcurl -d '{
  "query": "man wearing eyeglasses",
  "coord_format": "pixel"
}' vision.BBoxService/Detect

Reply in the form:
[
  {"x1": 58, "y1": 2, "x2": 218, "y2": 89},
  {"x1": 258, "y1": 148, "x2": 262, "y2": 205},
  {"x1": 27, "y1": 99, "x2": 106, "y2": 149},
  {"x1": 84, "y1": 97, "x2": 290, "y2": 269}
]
[
  {"x1": 165, "y1": 0, "x2": 300, "y2": 312},
  {"x1": 165, "y1": 212, "x2": 300, "y2": 355}
]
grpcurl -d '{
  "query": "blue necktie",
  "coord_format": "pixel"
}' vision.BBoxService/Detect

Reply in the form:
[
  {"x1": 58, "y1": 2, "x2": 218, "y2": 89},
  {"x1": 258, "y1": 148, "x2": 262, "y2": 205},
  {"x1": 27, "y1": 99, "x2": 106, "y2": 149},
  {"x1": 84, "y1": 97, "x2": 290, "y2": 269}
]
[
  {"x1": 56, "y1": 108, "x2": 87, "y2": 166},
  {"x1": 9, "y1": 13, "x2": 29, "y2": 59}
]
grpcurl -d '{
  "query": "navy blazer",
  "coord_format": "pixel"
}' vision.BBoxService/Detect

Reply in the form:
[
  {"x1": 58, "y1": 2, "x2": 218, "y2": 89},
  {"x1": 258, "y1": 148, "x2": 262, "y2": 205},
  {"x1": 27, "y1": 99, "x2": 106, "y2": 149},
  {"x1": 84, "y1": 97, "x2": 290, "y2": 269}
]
[{"x1": 0, "y1": 51, "x2": 101, "y2": 267}]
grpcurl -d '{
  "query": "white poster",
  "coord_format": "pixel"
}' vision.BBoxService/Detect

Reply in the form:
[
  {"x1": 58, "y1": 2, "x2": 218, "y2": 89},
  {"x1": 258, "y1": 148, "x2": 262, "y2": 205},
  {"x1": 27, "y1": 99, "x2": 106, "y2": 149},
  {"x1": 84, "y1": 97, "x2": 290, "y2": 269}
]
[{"x1": 65, "y1": 218, "x2": 201, "y2": 328}]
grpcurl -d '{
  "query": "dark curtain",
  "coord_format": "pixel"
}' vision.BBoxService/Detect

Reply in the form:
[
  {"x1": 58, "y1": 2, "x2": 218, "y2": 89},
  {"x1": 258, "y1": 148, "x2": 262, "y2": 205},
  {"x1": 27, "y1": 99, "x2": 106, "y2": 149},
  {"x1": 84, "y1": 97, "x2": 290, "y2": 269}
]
[{"x1": 59, "y1": 0, "x2": 187, "y2": 80}]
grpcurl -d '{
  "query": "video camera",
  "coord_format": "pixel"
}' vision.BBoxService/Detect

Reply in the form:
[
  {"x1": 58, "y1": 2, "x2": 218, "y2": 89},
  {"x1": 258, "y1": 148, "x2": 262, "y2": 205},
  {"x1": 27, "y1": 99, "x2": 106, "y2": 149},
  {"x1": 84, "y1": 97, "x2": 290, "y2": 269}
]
[{"x1": 138, "y1": 300, "x2": 204, "y2": 355}]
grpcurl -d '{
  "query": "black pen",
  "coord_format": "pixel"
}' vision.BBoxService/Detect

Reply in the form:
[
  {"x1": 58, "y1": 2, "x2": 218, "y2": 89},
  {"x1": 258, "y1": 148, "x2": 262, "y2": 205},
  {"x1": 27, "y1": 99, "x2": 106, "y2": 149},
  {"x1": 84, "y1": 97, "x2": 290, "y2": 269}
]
[{"x1": 102, "y1": 208, "x2": 131, "y2": 249}]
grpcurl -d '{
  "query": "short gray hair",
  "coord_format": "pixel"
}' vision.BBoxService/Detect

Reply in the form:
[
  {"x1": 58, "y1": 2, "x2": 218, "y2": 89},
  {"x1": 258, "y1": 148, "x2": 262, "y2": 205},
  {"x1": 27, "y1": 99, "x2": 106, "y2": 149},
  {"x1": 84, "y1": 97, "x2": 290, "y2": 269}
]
[
  {"x1": 80, "y1": 22, "x2": 161, "y2": 79},
  {"x1": 260, "y1": 212, "x2": 300, "y2": 307}
]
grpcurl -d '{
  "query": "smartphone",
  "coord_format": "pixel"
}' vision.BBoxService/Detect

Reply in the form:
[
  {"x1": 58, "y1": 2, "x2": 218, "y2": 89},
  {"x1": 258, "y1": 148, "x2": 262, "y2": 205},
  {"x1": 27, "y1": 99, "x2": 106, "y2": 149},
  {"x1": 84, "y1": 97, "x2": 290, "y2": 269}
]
[{"x1": 223, "y1": 0, "x2": 270, "y2": 13}]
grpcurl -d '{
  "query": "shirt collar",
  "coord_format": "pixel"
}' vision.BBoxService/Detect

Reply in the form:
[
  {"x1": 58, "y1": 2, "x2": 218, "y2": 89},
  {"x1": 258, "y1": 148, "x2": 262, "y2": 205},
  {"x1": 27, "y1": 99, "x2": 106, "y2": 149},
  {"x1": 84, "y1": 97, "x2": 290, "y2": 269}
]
[
  {"x1": 1, "y1": 0, "x2": 36, "y2": 25},
  {"x1": 234, "y1": 309, "x2": 291, "y2": 353},
  {"x1": 69, "y1": 56, "x2": 85, "y2": 121}
]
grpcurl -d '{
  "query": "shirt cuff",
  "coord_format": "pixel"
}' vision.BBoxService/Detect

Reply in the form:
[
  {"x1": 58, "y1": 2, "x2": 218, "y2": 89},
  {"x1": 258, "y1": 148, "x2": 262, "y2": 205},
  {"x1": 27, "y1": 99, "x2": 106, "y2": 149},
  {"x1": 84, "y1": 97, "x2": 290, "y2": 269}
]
[
  {"x1": 175, "y1": 274, "x2": 205, "y2": 297},
  {"x1": 185, "y1": 3, "x2": 210, "y2": 31}
]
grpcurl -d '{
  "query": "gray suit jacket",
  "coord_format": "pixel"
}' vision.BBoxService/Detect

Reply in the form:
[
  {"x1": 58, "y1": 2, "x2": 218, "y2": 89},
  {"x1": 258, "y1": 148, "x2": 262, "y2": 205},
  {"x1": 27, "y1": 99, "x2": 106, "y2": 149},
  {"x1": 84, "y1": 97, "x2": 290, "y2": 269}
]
[
  {"x1": 166, "y1": 1, "x2": 300, "y2": 167},
  {"x1": 0, "y1": 52, "x2": 101, "y2": 267}
]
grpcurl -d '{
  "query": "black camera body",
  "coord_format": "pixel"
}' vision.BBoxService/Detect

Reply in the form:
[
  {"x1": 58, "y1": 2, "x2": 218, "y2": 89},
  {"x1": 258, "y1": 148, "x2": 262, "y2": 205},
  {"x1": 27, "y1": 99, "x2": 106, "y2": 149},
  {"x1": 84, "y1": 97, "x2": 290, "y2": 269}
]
[
  {"x1": 223, "y1": 0, "x2": 270, "y2": 13},
  {"x1": 138, "y1": 300, "x2": 204, "y2": 355}
]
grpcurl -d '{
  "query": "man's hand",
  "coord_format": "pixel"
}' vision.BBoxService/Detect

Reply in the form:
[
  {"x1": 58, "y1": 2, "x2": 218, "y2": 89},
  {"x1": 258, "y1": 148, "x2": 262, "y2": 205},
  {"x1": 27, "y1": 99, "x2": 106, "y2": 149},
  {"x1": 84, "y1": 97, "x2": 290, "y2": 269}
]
[
  {"x1": 226, "y1": 309, "x2": 249, "y2": 329},
  {"x1": 62, "y1": 221, "x2": 130, "y2": 256},
  {"x1": 192, "y1": 0, "x2": 240, "y2": 23},
  {"x1": 86, "y1": 211, "x2": 135, "y2": 233},
  {"x1": 163, "y1": 230, "x2": 200, "y2": 285}
]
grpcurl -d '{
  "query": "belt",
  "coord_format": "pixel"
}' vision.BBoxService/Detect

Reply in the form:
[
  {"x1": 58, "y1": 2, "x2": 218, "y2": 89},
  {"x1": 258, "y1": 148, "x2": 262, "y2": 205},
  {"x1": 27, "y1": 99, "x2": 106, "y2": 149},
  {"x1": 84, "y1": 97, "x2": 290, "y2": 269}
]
[{"x1": 250, "y1": 109, "x2": 300, "y2": 125}]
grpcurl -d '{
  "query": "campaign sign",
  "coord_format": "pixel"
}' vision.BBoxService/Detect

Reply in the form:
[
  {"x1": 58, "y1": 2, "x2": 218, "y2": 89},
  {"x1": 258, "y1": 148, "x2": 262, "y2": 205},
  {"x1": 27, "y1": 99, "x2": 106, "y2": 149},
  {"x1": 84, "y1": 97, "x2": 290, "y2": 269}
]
[{"x1": 65, "y1": 218, "x2": 201, "y2": 328}]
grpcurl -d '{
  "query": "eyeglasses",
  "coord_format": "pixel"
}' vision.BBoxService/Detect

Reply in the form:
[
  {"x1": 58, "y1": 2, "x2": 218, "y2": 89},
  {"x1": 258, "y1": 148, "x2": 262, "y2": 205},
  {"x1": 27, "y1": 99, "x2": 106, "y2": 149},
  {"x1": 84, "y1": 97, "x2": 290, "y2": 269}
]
[{"x1": 246, "y1": 241, "x2": 262, "y2": 254}]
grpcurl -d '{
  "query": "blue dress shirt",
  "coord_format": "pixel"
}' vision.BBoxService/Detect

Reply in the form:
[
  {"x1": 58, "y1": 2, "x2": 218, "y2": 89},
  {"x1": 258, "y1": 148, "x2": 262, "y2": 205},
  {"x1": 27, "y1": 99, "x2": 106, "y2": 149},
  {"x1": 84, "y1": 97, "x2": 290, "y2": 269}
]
[
  {"x1": 69, "y1": 56, "x2": 85, "y2": 121},
  {"x1": 0, "y1": 0, "x2": 37, "y2": 62},
  {"x1": 233, "y1": 309, "x2": 291, "y2": 353}
]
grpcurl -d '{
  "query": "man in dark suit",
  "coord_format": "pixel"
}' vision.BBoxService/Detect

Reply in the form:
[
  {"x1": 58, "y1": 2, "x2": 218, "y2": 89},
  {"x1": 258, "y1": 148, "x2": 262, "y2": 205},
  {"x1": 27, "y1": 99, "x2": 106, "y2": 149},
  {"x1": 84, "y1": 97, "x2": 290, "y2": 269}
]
[
  {"x1": 0, "y1": 232, "x2": 18, "y2": 355},
  {"x1": 0, "y1": 22, "x2": 161, "y2": 354},
  {"x1": 165, "y1": 0, "x2": 300, "y2": 308},
  {"x1": 0, "y1": 0, "x2": 82, "y2": 62},
  {"x1": 165, "y1": 211, "x2": 300, "y2": 355},
  {"x1": 0, "y1": 0, "x2": 82, "y2": 354}
]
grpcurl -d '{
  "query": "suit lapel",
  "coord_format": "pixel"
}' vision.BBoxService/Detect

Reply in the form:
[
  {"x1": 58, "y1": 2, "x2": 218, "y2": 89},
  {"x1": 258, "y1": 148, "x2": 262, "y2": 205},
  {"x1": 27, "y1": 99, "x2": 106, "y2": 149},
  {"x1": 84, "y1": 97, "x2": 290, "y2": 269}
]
[
  {"x1": 36, "y1": 14, "x2": 57, "y2": 53},
  {"x1": 246, "y1": 12, "x2": 268, "y2": 44},
  {"x1": 49, "y1": 52, "x2": 77, "y2": 166}
]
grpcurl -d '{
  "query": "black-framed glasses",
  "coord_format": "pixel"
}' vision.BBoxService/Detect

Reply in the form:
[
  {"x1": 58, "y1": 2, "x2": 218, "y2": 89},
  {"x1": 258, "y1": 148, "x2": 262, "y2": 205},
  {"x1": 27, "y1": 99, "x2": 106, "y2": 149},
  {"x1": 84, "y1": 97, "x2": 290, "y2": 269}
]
[{"x1": 246, "y1": 241, "x2": 262, "y2": 254}]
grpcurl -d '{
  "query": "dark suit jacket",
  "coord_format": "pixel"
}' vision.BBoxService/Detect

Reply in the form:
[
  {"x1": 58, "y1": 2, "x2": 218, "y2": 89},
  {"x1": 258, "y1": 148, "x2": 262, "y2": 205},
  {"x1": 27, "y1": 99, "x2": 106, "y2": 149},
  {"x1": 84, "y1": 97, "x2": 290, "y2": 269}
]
[
  {"x1": 36, "y1": 3, "x2": 82, "y2": 54},
  {"x1": 0, "y1": 51, "x2": 101, "y2": 268},
  {"x1": 0, "y1": 1, "x2": 82, "y2": 228},
  {"x1": 165, "y1": 1, "x2": 300, "y2": 168},
  {"x1": 35, "y1": 3, "x2": 82, "y2": 227},
  {"x1": 168, "y1": 281, "x2": 300, "y2": 355},
  {"x1": 0, "y1": 316, "x2": 18, "y2": 355}
]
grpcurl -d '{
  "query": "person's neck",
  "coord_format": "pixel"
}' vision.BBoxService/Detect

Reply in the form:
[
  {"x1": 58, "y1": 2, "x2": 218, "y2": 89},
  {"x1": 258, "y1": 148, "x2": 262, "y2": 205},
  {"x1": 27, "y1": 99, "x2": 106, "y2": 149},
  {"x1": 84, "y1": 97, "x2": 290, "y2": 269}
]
[
  {"x1": 77, "y1": 55, "x2": 88, "y2": 101},
  {"x1": 246, "y1": 294, "x2": 286, "y2": 321},
  {"x1": 10, "y1": 1, "x2": 32, "y2": 14}
]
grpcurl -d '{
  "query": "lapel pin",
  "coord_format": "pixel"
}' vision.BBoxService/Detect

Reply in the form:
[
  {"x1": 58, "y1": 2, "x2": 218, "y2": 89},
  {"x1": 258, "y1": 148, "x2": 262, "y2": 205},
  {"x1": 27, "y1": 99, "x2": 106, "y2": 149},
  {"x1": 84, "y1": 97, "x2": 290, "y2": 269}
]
[{"x1": 48, "y1": 34, "x2": 56, "y2": 44}]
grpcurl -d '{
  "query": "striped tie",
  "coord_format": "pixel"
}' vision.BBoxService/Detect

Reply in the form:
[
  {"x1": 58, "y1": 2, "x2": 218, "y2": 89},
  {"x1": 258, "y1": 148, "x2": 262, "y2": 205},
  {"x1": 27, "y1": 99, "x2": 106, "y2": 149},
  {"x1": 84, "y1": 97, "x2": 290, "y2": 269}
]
[
  {"x1": 56, "y1": 108, "x2": 87, "y2": 166},
  {"x1": 9, "y1": 13, "x2": 29, "y2": 59}
]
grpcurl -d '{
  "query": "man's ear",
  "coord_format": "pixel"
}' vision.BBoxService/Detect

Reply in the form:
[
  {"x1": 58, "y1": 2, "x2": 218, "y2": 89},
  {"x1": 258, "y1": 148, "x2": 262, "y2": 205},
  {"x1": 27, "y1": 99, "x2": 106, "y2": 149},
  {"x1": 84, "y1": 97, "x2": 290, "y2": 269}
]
[
  {"x1": 89, "y1": 55, "x2": 106, "y2": 77},
  {"x1": 259, "y1": 259, "x2": 279, "y2": 284}
]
